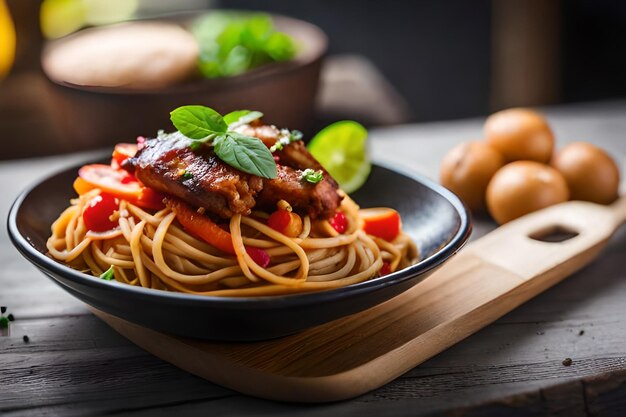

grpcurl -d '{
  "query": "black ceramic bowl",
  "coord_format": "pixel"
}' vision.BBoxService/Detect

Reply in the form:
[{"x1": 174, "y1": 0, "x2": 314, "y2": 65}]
[{"x1": 8, "y1": 160, "x2": 471, "y2": 341}]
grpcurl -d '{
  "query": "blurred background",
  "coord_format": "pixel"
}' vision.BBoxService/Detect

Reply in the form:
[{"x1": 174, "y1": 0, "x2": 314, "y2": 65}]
[{"x1": 1, "y1": 0, "x2": 626, "y2": 159}]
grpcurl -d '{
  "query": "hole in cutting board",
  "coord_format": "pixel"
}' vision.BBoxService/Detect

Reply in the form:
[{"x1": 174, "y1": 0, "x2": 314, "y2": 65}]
[{"x1": 528, "y1": 225, "x2": 580, "y2": 243}]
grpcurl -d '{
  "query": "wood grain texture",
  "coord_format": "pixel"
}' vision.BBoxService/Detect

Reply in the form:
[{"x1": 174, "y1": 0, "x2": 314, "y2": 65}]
[
  {"x1": 2, "y1": 101, "x2": 626, "y2": 414},
  {"x1": 92, "y1": 197, "x2": 625, "y2": 402}
]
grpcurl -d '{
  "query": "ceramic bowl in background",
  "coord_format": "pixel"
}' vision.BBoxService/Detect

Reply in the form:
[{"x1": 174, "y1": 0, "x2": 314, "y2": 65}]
[{"x1": 41, "y1": 13, "x2": 327, "y2": 153}]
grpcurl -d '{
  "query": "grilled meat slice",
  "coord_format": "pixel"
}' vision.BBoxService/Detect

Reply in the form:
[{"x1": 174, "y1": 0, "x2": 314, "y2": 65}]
[
  {"x1": 257, "y1": 165, "x2": 342, "y2": 220},
  {"x1": 125, "y1": 125, "x2": 343, "y2": 220},
  {"x1": 127, "y1": 132, "x2": 263, "y2": 218},
  {"x1": 235, "y1": 123, "x2": 340, "y2": 189}
]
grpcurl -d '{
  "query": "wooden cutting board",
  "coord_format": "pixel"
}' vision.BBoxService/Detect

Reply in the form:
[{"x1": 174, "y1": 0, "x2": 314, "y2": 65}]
[{"x1": 93, "y1": 196, "x2": 626, "y2": 403}]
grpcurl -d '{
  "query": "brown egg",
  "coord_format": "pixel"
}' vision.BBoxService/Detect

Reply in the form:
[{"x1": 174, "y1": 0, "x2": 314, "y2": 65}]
[
  {"x1": 551, "y1": 142, "x2": 620, "y2": 204},
  {"x1": 486, "y1": 161, "x2": 569, "y2": 224},
  {"x1": 440, "y1": 141, "x2": 506, "y2": 211},
  {"x1": 485, "y1": 108, "x2": 555, "y2": 163}
]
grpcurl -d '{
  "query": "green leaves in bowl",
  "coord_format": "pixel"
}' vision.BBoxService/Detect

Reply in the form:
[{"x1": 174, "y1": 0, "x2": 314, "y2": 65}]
[{"x1": 192, "y1": 12, "x2": 297, "y2": 79}]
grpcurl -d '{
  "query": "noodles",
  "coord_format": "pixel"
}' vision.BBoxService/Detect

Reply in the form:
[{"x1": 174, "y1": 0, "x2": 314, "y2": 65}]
[{"x1": 46, "y1": 191, "x2": 418, "y2": 297}]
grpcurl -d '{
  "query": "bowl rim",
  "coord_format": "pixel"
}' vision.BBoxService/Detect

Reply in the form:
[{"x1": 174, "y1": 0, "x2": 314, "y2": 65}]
[
  {"x1": 42, "y1": 11, "x2": 329, "y2": 96},
  {"x1": 7, "y1": 158, "x2": 472, "y2": 310}
]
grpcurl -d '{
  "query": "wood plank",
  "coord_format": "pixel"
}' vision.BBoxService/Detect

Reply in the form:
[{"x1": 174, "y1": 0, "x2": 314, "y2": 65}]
[
  {"x1": 0, "y1": 315, "x2": 233, "y2": 413},
  {"x1": 0, "y1": 152, "x2": 102, "y2": 318}
]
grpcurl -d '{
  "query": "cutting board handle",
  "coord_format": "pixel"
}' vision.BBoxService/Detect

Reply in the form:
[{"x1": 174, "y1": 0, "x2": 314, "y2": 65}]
[
  {"x1": 467, "y1": 198, "x2": 624, "y2": 284},
  {"x1": 611, "y1": 195, "x2": 626, "y2": 225}
]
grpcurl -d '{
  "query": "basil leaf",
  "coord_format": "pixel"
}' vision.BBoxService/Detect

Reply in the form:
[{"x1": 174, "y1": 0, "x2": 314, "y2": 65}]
[
  {"x1": 192, "y1": 12, "x2": 296, "y2": 79},
  {"x1": 241, "y1": 14, "x2": 273, "y2": 48},
  {"x1": 198, "y1": 58, "x2": 221, "y2": 78},
  {"x1": 224, "y1": 110, "x2": 264, "y2": 127},
  {"x1": 266, "y1": 32, "x2": 296, "y2": 61},
  {"x1": 214, "y1": 132, "x2": 277, "y2": 179},
  {"x1": 222, "y1": 45, "x2": 252, "y2": 76},
  {"x1": 301, "y1": 168, "x2": 324, "y2": 184},
  {"x1": 100, "y1": 266, "x2": 115, "y2": 281},
  {"x1": 170, "y1": 105, "x2": 228, "y2": 139}
]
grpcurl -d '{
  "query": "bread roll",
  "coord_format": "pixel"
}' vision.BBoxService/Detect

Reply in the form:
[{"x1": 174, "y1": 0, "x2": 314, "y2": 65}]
[{"x1": 43, "y1": 22, "x2": 199, "y2": 89}]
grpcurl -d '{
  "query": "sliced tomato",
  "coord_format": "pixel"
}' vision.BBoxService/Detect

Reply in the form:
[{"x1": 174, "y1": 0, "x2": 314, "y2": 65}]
[
  {"x1": 133, "y1": 188, "x2": 166, "y2": 210},
  {"x1": 167, "y1": 198, "x2": 235, "y2": 254},
  {"x1": 246, "y1": 247, "x2": 270, "y2": 268},
  {"x1": 77, "y1": 164, "x2": 165, "y2": 210},
  {"x1": 79, "y1": 164, "x2": 142, "y2": 198},
  {"x1": 111, "y1": 143, "x2": 138, "y2": 168},
  {"x1": 360, "y1": 208, "x2": 401, "y2": 241},
  {"x1": 329, "y1": 211, "x2": 348, "y2": 234},
  {"x1": 379, "y1": 261, "x2": 392, "y2": 276},
  {"x1": 267, "y1": 209, "x2": 303, "y2": 237},
  {"x1": 83, "y1": 193, "x2": 119, "y2": 232}
]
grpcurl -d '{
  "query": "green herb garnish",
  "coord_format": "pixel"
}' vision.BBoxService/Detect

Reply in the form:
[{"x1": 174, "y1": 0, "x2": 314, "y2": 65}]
[
  {"x1": 192, "y1": 12, "x2": 297, "y2": 79},
  {"x1": 270, "y1": 129, "x2": 303, "y2": 152},
  {"x1": 168, "y1": 105, "x2": 227, "y2": 140},
  {"x1": 224, "y1": 110, "x2": 264, "y2": 128},
  {"x1": 301, "y1": 168, "x2": 324, "y2": 184},
  {"x1": 0, "y1": 306, "x2": 12, "y2": 330},
  {"x1": 290, "y1": 130, "x2": 304, "y2": 142},
  {"x1": 181, "y1": 171, "x2": 194, "y2": 180},
  {"x1": 100, "y1": 266, "x2": 115, "y2": 281},
  {"x1": 170, "y1": 106, "x2": 277, "y2": 179}
]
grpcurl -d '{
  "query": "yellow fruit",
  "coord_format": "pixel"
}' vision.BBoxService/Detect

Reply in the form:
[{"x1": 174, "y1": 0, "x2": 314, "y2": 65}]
[{"x1": 0, "y1": 0, "x2": 16, "y2": 79}]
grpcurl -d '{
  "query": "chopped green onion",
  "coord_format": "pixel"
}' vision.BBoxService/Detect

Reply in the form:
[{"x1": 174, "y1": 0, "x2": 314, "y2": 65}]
[
  {"x1": 270, "y1": 129, "x2": 303, "y2": 152},
  {"x1": 290, "y1": 130, "x2": 303, "y2": 142},
  {"x1": 301, "y1": 168, "x2": 324, "y2": 184},
  {"x1": 100, "y1": 266, "x2": 115, "y2": 281}
]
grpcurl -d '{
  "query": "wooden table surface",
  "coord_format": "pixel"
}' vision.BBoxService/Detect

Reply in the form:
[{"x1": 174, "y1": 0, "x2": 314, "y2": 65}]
[{"x1": 1, "y1": 100, "x2": 626, "y2": 416}]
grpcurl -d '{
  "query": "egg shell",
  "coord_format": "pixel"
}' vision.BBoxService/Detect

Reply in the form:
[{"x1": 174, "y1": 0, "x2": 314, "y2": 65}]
[
  {"x1": 485, "y1": 108, "x2": 554, "y2": 163},
  {"x1": 440, "y1": 141, "x2": 505, "y2": 212},
  {"x1": 551, "y1": 141, "x2": 620, "y2": 205},
  {"x1": 486, "y1": 160, "x2": 569, "y2": 224}
]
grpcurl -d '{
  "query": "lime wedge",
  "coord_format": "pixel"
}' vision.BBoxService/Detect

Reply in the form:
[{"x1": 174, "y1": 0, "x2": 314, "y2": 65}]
[{"x1": 308, "y1": 121, "x2": 370, "y2": 194}]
